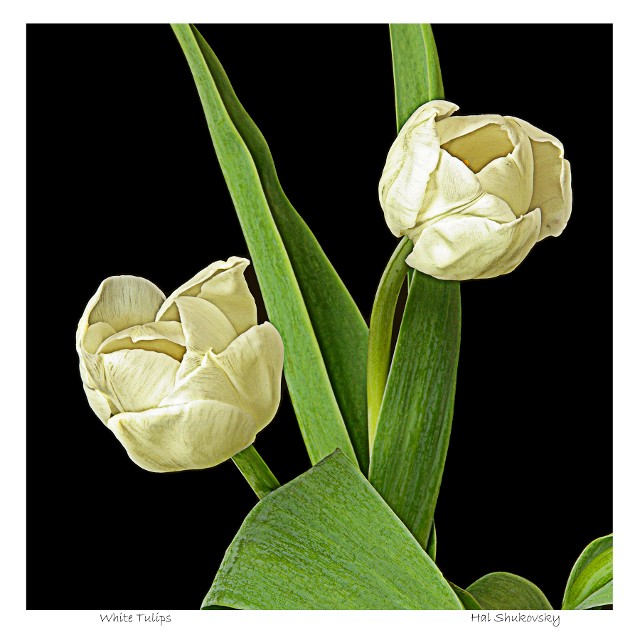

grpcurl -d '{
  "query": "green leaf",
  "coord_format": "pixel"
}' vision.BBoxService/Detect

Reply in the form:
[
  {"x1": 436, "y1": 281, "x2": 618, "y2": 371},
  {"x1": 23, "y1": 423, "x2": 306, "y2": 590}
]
[
  {"x1": 562, "y1": 534, "x2": 613, "y2": 610},
  {"x1": 367, "y1": 236, "x2": 412, "y2": 441},
  {"x1": 367, "y1": 25, "x2": 459, "y2": 546},
  {"x1": 389, "y1": 24, "x2": 444, "y2": 129},
  {"x1": 449, "y1": 582, "x2": 482, "y2": 610},
  {"x1": 189, "y1": 27, "x2": 369, "y2": 473},
  {"x1": 369, "y1": 25, "x2": 445, "y2": 431},
  {"x1": 202, "y1": 451, "x2": 463, "y2": 610},
  {"x1": 369, "y1": 272, "x2": 460, "y2": 546},
  {"x1": 466, "y1": 572, "x2": 553, "y2": 610},
  {"x1": 172, "y1": 25, "x2": 356, "y2": 466},
  {"x1": 426, "y1": 520, "x2": 437, "y2": 562}
]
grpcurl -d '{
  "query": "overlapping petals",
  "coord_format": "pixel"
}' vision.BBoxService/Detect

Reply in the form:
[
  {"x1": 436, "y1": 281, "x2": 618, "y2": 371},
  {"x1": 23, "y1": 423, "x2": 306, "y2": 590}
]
[
  {"x1": 76, "y1": 257, "x2": 284, "y2": 472},
  {"x1": 379, "y1": 100, "x2": 572, "y2": 280}
]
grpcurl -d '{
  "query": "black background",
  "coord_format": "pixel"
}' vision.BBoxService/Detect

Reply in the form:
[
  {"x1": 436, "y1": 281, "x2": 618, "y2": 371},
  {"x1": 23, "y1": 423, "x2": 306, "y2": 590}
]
[{"x1": 27, "y1": 24, "x2": 612, "y2": 610}]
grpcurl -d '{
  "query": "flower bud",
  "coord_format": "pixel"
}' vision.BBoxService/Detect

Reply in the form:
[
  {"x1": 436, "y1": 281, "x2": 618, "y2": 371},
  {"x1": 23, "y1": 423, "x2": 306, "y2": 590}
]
[
  {"x1": 76, "y1": 257, "x2": 284, "y2": 472},
  {"x1": 379, "y1": 100, "x2": 572, "y2": 279}
]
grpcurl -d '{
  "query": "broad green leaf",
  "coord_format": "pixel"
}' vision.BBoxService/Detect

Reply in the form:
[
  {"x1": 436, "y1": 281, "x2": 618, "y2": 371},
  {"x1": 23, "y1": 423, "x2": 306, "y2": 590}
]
[
  {"x1": 389, "y1": 24, "x2": 444, "y2": 129},
  {"x1": 172, "y1": 25, "x2": 356, "y2": 466},
  {"x1": 562, "y1": 534, "x2": 613, "y2": 610},
  {"x1": 202, "y1": 451, "x2": 463, "y2": 610},
  {"x1": 449, "y1": 582, "x2": 482, "y2": 610},
  {"x1": 190, "y1": 26, "x2": 369, "y2": 473},
  {"x1": 466, "y1": 572, "x2": 553, "y2": 610},
  {"x1": 369, "y1": 272, "x2": 460, "y2": 546}
]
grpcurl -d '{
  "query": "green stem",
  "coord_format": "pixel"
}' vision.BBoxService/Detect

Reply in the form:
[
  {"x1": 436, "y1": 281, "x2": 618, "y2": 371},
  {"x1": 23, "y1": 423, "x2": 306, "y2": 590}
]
[
  {"x1": 232, "y1": 445, "x2": 280, "y2": 499},
  {"x1": 367, "y1": 236, "x2": 414, "y2": 445}
]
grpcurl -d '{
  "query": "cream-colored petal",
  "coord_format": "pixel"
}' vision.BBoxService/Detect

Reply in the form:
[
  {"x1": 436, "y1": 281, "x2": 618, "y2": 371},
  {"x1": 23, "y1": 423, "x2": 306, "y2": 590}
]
[
  {"x1": 198, "y1": 260, "x2": 257, "y2": 334},
  {"x1": 107, "y1": 400, "x2": 259, "y2": 472},
  {"x1": 82, "y1": 383, "x2": 113, "y2": 425},
  {"x1": 411, "y1": 149, "x2": 484, "y2": 234},
  {"x1": 82, "y1": 276, "x2": 165, "y2": 333},
  {"x1": 174, "y1": 297, "x2": 237, "y2": 355},
  {"x1": 79, "y1": 359, "x2": 91, "y2": 387},
  {"x1": 476, "y1": 120, "x2": 534, "y2": 217},
  {"x1": 161, "y1": 351, "x2": 239, "y2": 407},
  {"x1": 175, "y1": 351, "x2": 207, "y2": 382},
  {"x1": 211, "y1": 323, "x2": 284, "y2": 428},
  {"x1": 97, "y1": 320, "x2": 186, "y2": 361},
  {"x1": 80, "y1": 349, "x2": 108, "y2": 397},
  {"x1": 509, "y1": 117, "x2": 572, "y2": 240},
  {"x1": 408, "y1": 198, "x2": 541, "y2": 280},
  {"x1": 438, "y1": 116, "x2": 511, "y2": 172},
  {"x1": 163, "y1": 323, "x2": 283, "y2": 429},
  {"x1": 101, "y1": 349, "x2": 179, "y2": 413},
  {"x1": 436, "y1": 113, "x2": 505, "y2": 144},
  {"x1": 379, "y1": 101, "x2": 459, "y2": 236},
  {"x1": 82, "y1": 322, "x2": 116, "y2": 354},
  {"x1": 156, "y1": 257, "x2": 249, "y2": 321}
]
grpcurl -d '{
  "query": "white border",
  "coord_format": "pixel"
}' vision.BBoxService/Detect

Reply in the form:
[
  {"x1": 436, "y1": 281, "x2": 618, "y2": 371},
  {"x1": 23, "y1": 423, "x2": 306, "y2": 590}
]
[{"x1": 4, "y1": 1, "x2": 637, "y2": 638}]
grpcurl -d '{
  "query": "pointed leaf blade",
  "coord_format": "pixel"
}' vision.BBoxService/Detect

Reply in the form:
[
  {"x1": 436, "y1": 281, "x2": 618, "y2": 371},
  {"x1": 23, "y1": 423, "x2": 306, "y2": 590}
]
[
  {"x1": 190, "y1": 26, "x2": 369, "y2": 472},
  {"x1": 203, "y1": 451, "x2": 463, "y2": 610},
  {"x1": 171, "y1": 24, "x2": 356, "y2": 465}
]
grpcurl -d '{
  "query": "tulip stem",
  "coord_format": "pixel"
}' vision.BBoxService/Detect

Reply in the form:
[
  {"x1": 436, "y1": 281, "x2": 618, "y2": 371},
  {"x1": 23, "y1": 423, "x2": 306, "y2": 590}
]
[
  {"x1": 232, "y1": 445, "x2": 280, "y2": 500},
  {"x1": 367, "y1": 236, "x2": 414, "y2": 446}
]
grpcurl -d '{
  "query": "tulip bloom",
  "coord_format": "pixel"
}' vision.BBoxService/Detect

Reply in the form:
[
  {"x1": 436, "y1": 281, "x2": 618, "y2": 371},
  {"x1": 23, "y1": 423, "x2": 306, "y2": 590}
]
[
  {"x1": 76, "y1": 257, "x2": 284, "y2": 472},
  {"x1": 379, "y1": 100, "x2": 572, "y2": 279}
]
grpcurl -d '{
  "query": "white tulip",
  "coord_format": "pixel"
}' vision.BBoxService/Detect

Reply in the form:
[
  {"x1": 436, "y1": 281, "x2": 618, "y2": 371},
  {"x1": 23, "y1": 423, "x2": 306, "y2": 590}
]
[
  {"x1": 76, "y1": 257, "x2": 284, "y2": 472},
  {"x1": 379, "y1": 100, "x2": 572, "y2": 279}
]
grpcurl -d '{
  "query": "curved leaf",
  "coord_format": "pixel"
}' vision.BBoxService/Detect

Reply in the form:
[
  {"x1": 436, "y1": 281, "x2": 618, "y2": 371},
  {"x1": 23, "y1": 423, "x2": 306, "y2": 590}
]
[
  {"x1": 203, "y1": 451, "x2": 463, "y2": 610},
  {"x1": 367, "y1": 236, "x2": 411, "y2": 440},
  {"x1": 562, "y1": 534, "x2": 613, "y2": 610},
  {"x1": 449, "y1": 582, "x2": 482, "y2": 610},
  {"x1": 466, "y1": 572, "x2": 552, "y2": 610},
  {"x1": 171, "y1": 25, "x2": 356, "y2": 465},
  {"x1": 190, "y1": 26, "x2": 369, "y2": 473}
]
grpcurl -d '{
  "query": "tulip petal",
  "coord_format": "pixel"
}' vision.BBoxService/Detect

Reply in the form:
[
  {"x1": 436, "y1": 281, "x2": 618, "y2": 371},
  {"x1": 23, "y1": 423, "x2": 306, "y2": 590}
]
[
  {"x1": 408, "y1": 196, "x2": 541, "y2": 280},
  {"x1": 509, "y1": 117, "x2": 572, "y2": 240},
  {"x1": 198, "y1": 260, "x2": 257, "y2": 334},
  {"x1": 438, "y1": 116, "x2": 512, "y2": 172},
  {"x1": 160, "y1": 351, "x2": 239, "y2": 408},
  {"x1": 174, "y1": 297, "x2": 238, "y2": 354},
  {"x1": 411, "y1": 149, "x2": 484, "y2": 234},
  {"x1": 83, "y1": 276, "x2": 166, "y2": 333},
  {"x1": 212, "y1": 323, "x2": 284, "y2": 428},
  {"x1": 156, "y1": 257, "x2": 254, "y2": 326},
  {"x1": 476, "y1": 120, "x2": 534, "y2": 217},
  {"x1": 82, "y1": 321, "x2": 116, "y2": 354},
  {"x1": 107, "y1": 400, "x2": 259, "y2": 472},
  {"x1": 380, "y1": 101, "x2": 459, "y2": 236},
  {"x1": 97, "y1": 320, "x2": 186, "y2": 361},
  {"x1": 163, "y1": 323, "x2": 283, "y2": 429},
  {"x1": 82, "y1": 383, "x2": 112, "y2": 425},
  {"x1": 101, "y1": 349, "x2": 179, "y2": 413}
]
